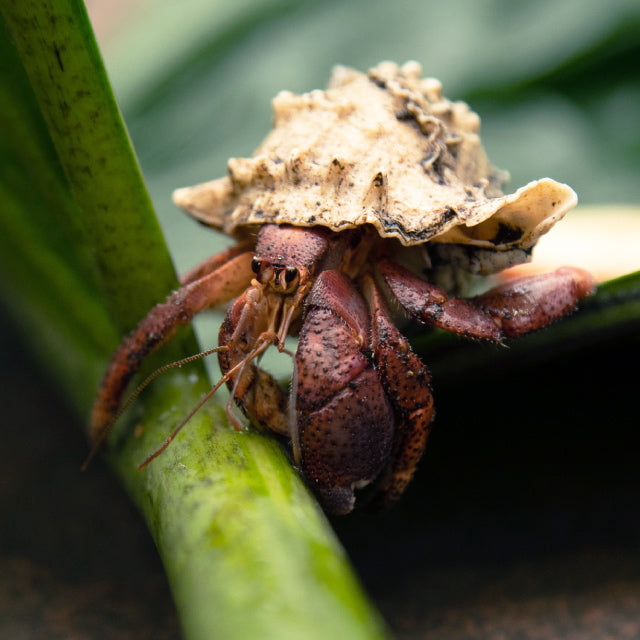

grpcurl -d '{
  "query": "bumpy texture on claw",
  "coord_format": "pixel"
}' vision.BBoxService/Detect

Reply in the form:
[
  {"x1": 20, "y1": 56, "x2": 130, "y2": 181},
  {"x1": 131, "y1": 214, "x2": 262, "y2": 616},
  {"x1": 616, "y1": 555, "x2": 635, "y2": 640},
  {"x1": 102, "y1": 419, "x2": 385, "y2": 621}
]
[
  {"x1": 473, "y1": 266, "x2": 597, "y2": 337},
  {"x1": 361, "y1": 274, "x2": 435, "y2": 509},
  {"x1": 295, "y1": 271, "x2": 395, "y2": 514}
]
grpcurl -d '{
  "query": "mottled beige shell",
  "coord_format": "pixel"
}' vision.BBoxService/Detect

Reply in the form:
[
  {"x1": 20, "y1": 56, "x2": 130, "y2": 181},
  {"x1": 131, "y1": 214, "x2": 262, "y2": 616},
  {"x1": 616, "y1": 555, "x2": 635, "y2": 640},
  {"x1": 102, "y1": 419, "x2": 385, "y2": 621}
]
[{"x1": 174, "y1": 61, "x2": 576, "y2": 266}]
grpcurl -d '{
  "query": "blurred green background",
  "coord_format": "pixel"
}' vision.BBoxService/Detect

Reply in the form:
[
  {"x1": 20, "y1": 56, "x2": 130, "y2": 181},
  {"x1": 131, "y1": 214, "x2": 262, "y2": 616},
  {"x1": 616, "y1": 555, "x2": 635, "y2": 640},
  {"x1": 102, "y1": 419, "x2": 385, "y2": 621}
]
[{"x1": 3, "y1": 0, "x2": 639, "y2": 638}]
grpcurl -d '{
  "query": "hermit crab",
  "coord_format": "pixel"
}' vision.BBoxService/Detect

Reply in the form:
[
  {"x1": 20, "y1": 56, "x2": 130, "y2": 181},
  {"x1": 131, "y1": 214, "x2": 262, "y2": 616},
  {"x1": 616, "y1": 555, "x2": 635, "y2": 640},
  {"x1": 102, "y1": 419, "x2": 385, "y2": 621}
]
[{"x1": 88, "y1": 62, "x2": 595, "y2": 514}]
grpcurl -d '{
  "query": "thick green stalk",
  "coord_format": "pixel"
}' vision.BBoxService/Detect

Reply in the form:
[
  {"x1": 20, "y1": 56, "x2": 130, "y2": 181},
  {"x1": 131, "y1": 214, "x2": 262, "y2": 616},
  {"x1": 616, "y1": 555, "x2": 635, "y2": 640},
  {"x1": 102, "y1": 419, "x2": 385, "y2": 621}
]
[
  {"x1": 113, "y1": 374, "x2": 387, "y2": 640},
  {"x1": 1, "y1": 2, "x2": 388, "y2": 638},
  {"x1": 2, "y1": 0, "x2": 175, "y2": 333}
]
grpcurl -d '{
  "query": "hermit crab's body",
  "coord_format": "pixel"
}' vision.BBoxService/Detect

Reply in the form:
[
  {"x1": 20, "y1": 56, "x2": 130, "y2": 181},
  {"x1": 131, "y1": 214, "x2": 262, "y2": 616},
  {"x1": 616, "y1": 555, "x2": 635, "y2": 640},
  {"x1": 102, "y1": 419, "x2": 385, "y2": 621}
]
[{"x1": 89, "y1": 62, "x2": 595, "y2": 513}]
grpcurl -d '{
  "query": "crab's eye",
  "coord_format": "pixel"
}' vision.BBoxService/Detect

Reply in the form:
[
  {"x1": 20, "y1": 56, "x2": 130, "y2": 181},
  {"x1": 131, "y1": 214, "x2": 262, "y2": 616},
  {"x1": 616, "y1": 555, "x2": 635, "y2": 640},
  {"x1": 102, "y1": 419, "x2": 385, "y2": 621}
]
[
  {"x1": 251, "y1": 257, "x2": 261, "y2": 274},
  {"x1": 284, "y1": 266, "x2": 298, "y2": 284}
]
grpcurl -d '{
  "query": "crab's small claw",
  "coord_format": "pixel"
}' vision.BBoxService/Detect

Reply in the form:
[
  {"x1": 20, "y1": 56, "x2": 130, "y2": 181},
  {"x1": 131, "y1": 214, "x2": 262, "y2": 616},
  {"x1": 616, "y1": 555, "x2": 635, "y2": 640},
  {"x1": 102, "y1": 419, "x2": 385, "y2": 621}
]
[
  {"x1": 217, "y1": 287, "x2": 290, "y2": 436},
  {"x1": 473, "y1": 266, "x2": 597, "y2": 337}
]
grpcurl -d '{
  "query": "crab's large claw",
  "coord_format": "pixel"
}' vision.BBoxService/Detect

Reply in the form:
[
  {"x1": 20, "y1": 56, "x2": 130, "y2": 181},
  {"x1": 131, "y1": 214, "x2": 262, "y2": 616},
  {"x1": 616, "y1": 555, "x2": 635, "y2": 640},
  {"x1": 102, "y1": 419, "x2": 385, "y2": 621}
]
[{"x1": 294, "y1": 270, "x2": 395, "y2": 514}]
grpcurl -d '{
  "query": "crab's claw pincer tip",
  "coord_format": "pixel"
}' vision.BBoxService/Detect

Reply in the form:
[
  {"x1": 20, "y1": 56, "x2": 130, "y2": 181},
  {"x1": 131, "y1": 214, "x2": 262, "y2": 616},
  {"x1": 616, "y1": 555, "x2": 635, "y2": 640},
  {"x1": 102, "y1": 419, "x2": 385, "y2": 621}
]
[{"x1": 557, "y1": 266, "x2": 598, "y2": 299}]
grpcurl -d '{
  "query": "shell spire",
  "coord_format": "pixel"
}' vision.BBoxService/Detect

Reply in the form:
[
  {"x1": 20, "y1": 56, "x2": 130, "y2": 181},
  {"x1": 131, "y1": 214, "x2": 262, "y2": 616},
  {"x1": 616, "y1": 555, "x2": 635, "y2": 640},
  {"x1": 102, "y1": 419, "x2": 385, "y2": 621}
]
[{"x1": 174, "y1": 61, "x2": 576, "y2": 262}]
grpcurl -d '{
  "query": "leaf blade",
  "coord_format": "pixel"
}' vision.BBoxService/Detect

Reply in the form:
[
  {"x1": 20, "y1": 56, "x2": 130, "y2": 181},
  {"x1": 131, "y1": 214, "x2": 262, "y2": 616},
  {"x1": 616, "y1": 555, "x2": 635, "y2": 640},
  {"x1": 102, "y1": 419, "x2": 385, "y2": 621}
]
[
  {"x1": 1, "y1": 3, "x2": 390, "y2": 638},
  {"x1": 2, "y1": 0, "x2": 177, "y2": 332}
]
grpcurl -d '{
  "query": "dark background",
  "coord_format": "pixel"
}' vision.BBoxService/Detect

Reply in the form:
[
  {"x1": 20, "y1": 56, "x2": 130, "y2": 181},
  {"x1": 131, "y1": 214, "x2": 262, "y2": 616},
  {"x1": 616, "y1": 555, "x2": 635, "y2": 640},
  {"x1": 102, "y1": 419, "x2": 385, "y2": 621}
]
[{"x1": 2, "y1": 302, "x2": 639, "y2": 639}]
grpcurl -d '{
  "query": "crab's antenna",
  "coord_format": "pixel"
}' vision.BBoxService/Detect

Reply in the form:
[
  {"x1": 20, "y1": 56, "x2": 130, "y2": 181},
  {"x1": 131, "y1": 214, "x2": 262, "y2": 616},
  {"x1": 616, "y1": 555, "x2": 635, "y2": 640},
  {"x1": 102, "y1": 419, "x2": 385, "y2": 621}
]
[
  {"x1": 81, "y1": 346, "x2": 226, "y2": 471},
  {"x1": 138, "y1": 353, "x2": 252, "y2": 469}
]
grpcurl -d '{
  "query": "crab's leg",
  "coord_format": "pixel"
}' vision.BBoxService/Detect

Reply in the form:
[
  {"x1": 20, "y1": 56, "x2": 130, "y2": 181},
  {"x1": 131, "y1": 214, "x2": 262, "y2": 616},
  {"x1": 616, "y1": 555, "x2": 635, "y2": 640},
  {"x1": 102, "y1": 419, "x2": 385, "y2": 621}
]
[
  {"x1": 294, "y1": 270, "x2": 395, "y2": 515},
  {"x1": 89, "y1": 249, "x2": 254, "y2": 445},
  {"x1": 360, "y1": 273, "x2": 435, "y2": 509},
  {"x1": 179, "y1": 241, "x2": 253, "y2": 285},
  {"x1": 217, "y1": 286, "x2": 290, "y2": 436},
  {"x1": 378, "y1": 257, "x2": 595, "y2": 340}
]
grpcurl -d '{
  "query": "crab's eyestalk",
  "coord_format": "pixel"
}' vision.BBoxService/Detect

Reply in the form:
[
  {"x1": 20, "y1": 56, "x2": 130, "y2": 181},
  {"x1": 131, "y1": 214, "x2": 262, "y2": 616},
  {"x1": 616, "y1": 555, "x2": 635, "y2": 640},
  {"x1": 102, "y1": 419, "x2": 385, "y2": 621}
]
[{"x1": 281, "y1": 266, "x2": 299, "y2": 291}]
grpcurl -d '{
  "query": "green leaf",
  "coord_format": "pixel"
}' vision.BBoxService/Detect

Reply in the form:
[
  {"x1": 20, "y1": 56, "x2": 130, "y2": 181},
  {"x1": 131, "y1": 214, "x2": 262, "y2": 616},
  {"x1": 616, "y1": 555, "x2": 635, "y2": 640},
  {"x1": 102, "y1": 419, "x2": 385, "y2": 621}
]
[
  {"x1": 0, "y1": 2, "x2": 388, "y2": 639},
  {"x1": 2, "y1": 0, "x2": 177, "y2": 334},
  {"x1": 110, "y1": 376, "x2": 388, "y2": 640}
]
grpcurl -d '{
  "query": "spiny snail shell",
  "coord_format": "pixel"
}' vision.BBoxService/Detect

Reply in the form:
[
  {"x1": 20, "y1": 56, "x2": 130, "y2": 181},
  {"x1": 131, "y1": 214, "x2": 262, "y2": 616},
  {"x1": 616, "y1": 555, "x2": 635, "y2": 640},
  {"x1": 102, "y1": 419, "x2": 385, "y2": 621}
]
[{"x1": 173, "y1": 61, "x2": 576, "y2": 274}]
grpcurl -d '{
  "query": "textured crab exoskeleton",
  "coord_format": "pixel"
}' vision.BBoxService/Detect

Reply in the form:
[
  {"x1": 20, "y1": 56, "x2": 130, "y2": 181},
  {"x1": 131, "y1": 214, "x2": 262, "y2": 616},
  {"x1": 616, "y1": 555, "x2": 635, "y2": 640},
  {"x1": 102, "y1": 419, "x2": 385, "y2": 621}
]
[{"x1": 88, "y1": 62, "x2": 595, "y2": 514}]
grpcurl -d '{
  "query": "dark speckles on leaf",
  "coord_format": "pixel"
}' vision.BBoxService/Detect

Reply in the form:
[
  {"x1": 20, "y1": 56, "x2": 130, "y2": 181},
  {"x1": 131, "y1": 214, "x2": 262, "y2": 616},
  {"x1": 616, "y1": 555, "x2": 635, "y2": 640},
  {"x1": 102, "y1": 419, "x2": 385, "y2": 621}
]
[
  {"x1": 53, "y1": 43, "x2": 64, "y2": 71},
  {"x1": 59, "y1": 101, "x2": 70, "y2": 118}
]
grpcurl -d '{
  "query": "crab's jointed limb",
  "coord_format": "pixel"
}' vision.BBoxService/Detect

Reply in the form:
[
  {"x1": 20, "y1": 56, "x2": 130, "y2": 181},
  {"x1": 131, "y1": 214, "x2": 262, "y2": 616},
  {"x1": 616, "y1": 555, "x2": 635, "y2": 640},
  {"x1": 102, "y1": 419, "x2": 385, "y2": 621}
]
[
  {"x1": 361, "y1": 273, "x2": 435, "y2": 509},
  {"x1": 217, "y1": 285, "x2": 291, "y2": 437},
  {"x1": 472, "y1": 266, "x2": 597, "y2": 337},
  {"x1": 87, "y1": 246, "x2": 254, "y2": 462},
  {"x1": 378, "y1": 257, "x2": 596, "y2": 341}
]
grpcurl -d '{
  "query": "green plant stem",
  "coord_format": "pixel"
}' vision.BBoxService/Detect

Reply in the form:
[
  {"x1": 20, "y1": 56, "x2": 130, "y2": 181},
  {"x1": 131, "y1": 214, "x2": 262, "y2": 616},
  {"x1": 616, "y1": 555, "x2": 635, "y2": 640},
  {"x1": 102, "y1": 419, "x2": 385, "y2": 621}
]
[
  {"x1": 115, "y1": 373, "x2": 387, "y2": 640},
  {"x1": 1, "y1": 2, "x2": 389, "y2": 638},
  {"x1": 2, "y1": 0, "x2": 177, "y2": 333}
]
